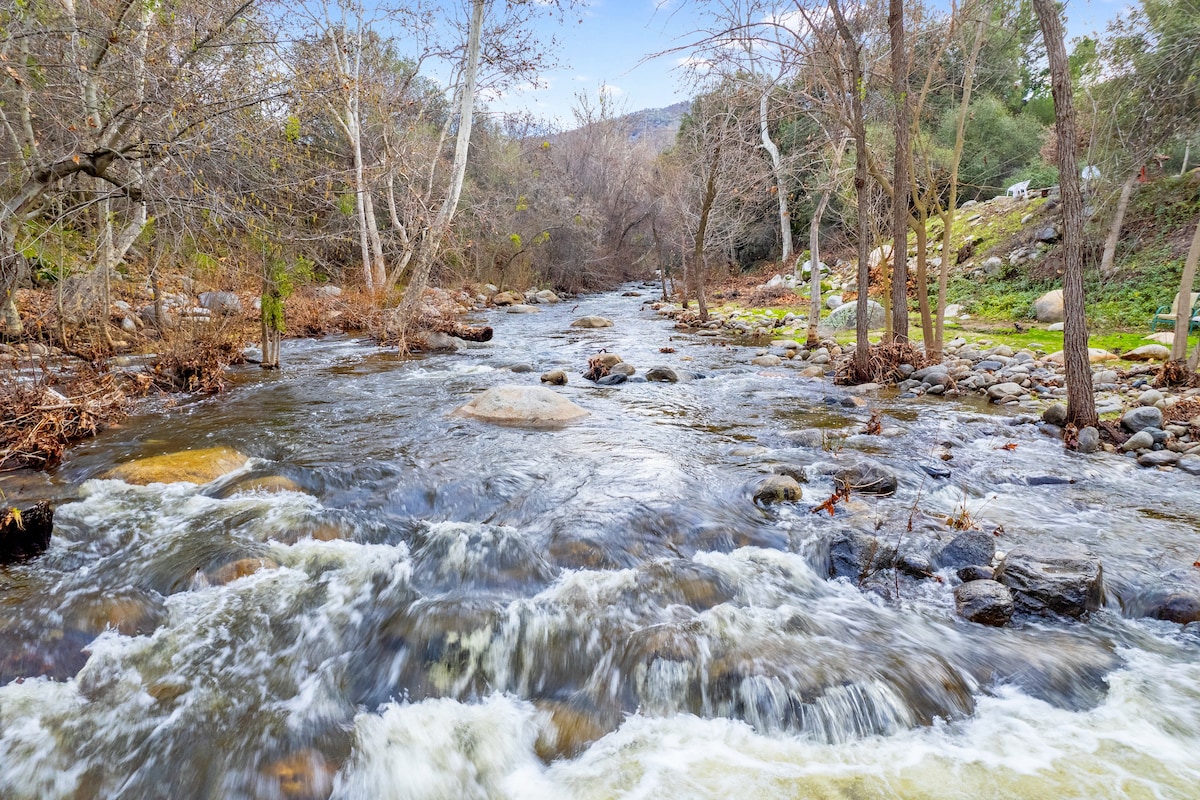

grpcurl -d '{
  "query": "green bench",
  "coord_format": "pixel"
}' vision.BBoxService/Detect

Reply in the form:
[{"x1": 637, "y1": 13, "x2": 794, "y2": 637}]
[{"x1": 1151, "y1": 291, "x2": 1200, "y2": 332}]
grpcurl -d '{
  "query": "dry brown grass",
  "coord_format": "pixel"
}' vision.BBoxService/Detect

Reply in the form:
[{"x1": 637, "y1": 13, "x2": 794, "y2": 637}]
[{"x1": 0, "y1": 369, "x2": 129, "y2": 470}]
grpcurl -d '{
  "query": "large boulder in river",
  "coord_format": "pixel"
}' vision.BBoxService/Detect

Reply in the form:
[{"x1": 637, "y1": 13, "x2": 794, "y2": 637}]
[
  {"x1": 492, "y1": 291, "x2": 521, "y2": 306},
  {"x1": 994, "y1": 544, "x2": 1104, "y2": 619},
  {"x1": 455, "y1": 385, "x2": 588, "y2": 426},
  {"x1": 1033, "y1": 289, "x2": 1064, "y2": 323},
  {"x1": 105, "y1": 447, "x2": 249, "y2": 485},
  {"x1": 570, "y1": 315, "x2": 614, "y2": 329},
  {"x1": 825, "y1": 530, "x2": 896, "y2": 582}
]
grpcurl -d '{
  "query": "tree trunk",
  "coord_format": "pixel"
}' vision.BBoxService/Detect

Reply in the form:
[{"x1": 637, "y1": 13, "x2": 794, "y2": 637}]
[
  {"x1": 349, "y1": 103, "x2": 376, "y2": 295},
  {"x1": 888, "y1": 0, "x2": 910, "y2": 343},
  {"x1": 1033, "y1": 0, "x2": 1097, "y2": 430},
  {"x1": 0, "y1": 221, "x2": 24, "y2": 338},
  {"x1": 829, "y1": 0, "x2": 871, "y2": 380},
  {"x1": 1099, "y1": 173, "x2": 1136, "y2": 277},
  {"x1": 1174, "y1": 216, "x2": 1200, "y2": 361},
  {"x1": 914, "y1": 215, "x2": 933, "y2": 347},
  {"x1": 692, "y1": 146, "x2": 720, "y2": 324},
  {"x1": 934, "y1": 8, "x2": 986, "y2": 361},
  {"x1": 395, "y1": 0, "x2": 485, "y2": 347},
  {"x1": 759, "y1": 90, "x2": 792, "y2": 263},
  {"x1": 806, "y1": 138, "x2": 845, "y2": 347},
  {"x1": 1182, "y1": 142, "x2": 1191, "y2": 176}
]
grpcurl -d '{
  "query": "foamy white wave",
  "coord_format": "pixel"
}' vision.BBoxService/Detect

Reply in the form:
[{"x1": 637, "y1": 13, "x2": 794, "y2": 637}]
[
  {"x1": 0, "y1": 679, "x2": 86, "y2": 800},
  {"x1": 333, "y1": 695, "x2": 554, "y2": 800}
]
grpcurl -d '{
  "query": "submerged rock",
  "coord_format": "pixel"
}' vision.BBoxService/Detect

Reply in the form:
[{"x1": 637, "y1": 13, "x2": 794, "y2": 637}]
[
  {"x1": 645, "y1": 366, "x2": 679, "y2": 383},
  {"x1": 105, "y1": 447, "x2": 249, "y2": 485},
  {"x1": 826, "y1": 530, "x2": 896, "y2": 582},
  {"x1": 454, "y1": 385, "x2": 588, "y2": 425},
  {"x1": 834, "y1": 459, "x2": 898, "y2": 495},
  {"x1": 753, "y1": 474, "x2": 803, "y2": 505},
  {"x1": 995, "y1": 544, "x2": 1104, "y2": 619},
  {"x1": 540, "y1": 369, "x2": 568, "y2": 386}
]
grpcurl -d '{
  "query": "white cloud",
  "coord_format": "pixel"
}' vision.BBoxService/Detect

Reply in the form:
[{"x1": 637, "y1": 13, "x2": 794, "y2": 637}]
[
  {"x1": 573, "y1": 74, "x2": 591, "y2": 82},
  {"x1": 599, "y1": 84, "x2": 625, "y2": 98}
]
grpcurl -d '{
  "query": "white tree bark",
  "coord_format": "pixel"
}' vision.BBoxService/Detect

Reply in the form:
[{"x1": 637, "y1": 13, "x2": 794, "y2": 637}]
[
  {"x1": 758, "y1": 91, "x2": 792, "y2": 263},
  {"x1": 1099, "y1": 173, "x2": 1136, "y2": 278},
  {"x1": 396, "y1": 0, "x2": 486, "y2": 343}
]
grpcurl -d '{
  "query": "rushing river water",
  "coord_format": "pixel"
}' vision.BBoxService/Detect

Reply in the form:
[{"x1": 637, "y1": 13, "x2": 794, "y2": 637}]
[{"x1": 2, "y1": 287, "x2": 1199, "y2": 799}]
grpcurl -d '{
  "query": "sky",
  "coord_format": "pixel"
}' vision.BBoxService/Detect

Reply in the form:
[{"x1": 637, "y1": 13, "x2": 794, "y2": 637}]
[{"x1": 485, "y1": 0, "x2": 1137, "y2": 127}]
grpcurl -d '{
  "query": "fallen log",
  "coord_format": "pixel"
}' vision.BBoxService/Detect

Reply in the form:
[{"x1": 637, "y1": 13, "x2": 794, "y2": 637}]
[
  {"x1": 427, "y1": 318, "x2": 493, "y2": 342},
  {"x1": 1, "y1": 502, "x2": 53, "y2": 565}
]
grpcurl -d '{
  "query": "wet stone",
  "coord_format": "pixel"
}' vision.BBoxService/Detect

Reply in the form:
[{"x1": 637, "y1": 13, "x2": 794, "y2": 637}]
[
  {"x1": 957, "y1": 565, "x2": 995, "y2": 582},
  {"x1": 753, "y1": 474, "x2": 803, "y2": 505},
  {"x1": 834, "y1": 460, "x2": 898, "y2": 495},
  {"x1": 645, "y1": 366, "x2": 679, "y2": 383},
  {"x1": 995, "y1": 544, "x2": 1104, "y2": 619},
  {"x1": 936, "y1": 531, "x2": 996, "y2": 570},
  {"x1": 955, "y1": 580, "x2": 1014, "y2": 627}
]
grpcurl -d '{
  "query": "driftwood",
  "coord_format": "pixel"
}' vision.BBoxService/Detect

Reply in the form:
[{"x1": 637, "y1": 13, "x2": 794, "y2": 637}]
[
  {"x1": 427, "y1": 318, "x2": 493, "y2": 342},
  {"x1": 1, "y1": 502, "x2": 53, "y2": 565}
]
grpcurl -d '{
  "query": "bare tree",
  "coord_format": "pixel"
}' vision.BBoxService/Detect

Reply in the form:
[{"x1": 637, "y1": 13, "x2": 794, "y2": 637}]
[{"x1": 1032, "y1": 0, "x2": 1097, "y2": 430}]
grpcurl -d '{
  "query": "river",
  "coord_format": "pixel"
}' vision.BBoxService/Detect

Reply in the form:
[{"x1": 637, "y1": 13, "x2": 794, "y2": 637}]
[{"x1": 1, "y1": 287, "x2": 1198, "y2": 799}]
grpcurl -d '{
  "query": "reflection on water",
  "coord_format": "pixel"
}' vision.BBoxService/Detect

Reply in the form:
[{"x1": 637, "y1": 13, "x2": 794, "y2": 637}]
[{"x1": 2, "y1": 288, "x2": 1199, "y2": 798}]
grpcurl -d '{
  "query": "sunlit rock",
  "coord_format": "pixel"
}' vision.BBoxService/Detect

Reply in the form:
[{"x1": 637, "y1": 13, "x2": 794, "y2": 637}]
[
  {"x1": 570, "y1": 315, "x2": 614, "y2": 328},
  {"x1": 104, "y1": 446, "x2": 249, "y2": 485},
  {"x1": 753, "y1": 474, "x2": 802, "y2": 505},
  {"x1": 260, "y1": 749, "x2": 334, "y2": 800},
  {"x1": 454, "y1": 385, "x2": 588, "y2": 426},
  {"x1": 207, "y1": 556, "x2": 280, "y2": 586},
  {"x1": 533, "y1": 700, "x2": 610, "y2": 762}
]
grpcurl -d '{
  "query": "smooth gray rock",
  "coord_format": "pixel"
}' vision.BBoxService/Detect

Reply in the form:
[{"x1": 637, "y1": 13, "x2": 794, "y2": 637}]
[
  {"x1": 1176, "y1": 454, "x2": 1200, "y2": 475},
  {"x1": 1122, "y1": 430, "x2": 1155, "y2": 452},
  {"x1": 570, "y1": 315, "x2": 614, "y2": 329},
  {"x1": 1122, "y1": 406, "x2": 1164, "y2": 433},
  {"x1": 937, "y1": 531, "x2": 996, "y2": 570},
  {"x1": 995, "y1": 544, "x2": 1104, "y2": 619},
  {"x1": 957, "y1": 565, "x2": 995, "y2": 582},
  {"x1": 1138, "y1": 450, "x2": 1180, "y2": 467},
  {"x1": 1042, "y1": 404, "x2": 1068, "y2": 426},
  {"x1": 455, "y1": 385, "x2": 588, "y2": 425},
  {"x1": 1076, "y1": 426, "x2": 1100, "y2": 454},
  {"x1": 955, "y1": 580, "x2": 1014, "y2": 626}
]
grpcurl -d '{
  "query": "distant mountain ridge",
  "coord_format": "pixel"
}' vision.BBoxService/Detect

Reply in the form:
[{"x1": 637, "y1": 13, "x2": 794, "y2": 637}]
[{"x1": 623, "y1": 101, "x2": 690, "y2": 148}]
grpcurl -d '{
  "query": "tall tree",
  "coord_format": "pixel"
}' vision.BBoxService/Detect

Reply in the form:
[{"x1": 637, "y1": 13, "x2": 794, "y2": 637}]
[
  {"x1": 1032, "y1": 0, "x2": 1097, "y2": 430},
  {"x1": 888, "y1": 0, "x2": 911, "y2": 342}
]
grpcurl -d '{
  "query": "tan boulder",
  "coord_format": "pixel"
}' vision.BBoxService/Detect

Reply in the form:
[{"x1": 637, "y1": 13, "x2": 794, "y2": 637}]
[
  {"x1": 534, "y1": 701, "x2": 610, "y2": 762},
  {"x1": 208, "y1": 557, "x2": 280, "y2": 586},
  {"x1": 570, "y1": 315, "x2": 614, "y2": 329},
  {"x1": 1123, "y1": 344, "x2": 1171, "y2": 361},
  {"x1": 455, "y1": 385, "x2": 588, "y2": 426},
  {"x1": 105, "y1": 447, "x2": 248, "y2": 485}
]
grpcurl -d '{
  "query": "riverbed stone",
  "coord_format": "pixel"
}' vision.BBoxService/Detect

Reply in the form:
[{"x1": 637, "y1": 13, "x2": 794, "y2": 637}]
[
  {"x1": 1076, "y1": 426, "x2": 1101, "y2": 454},
  {"x1": 955, "y1": 580, "x2": 1014, "y2": 626},
  {"x1": 936, "y1": 531, "x2": 996, "y2": 570},
  {"x1": 571, "y1": 315, "x2": 614, "y2": 328},
  {"x1": 834, "y1": 460, "x2": 898, "y2": 495},
  {"x1": 1121, "y1": 431, "x2": 1155, "y2": 452},
  {"x1": 597, "y1": 373, "x2": 626, "y2": 385},
  {"x1": 1138, "y1": 450, "x2": 1180, "y2": 468},
  {"x1": 1138, "y1": 389, "x2": 1164, "y2": 406},
  {"x1": 826, "y1": 530, "x2": 896, "y2": 582},
  {"x1": 987, "y1": 382, "x2": 1024, "y2": 400},
  {"x1": 645, "y1": 366, "x2": 679, "y2": 383},
  {"x1": 534, "y1": 289, "x2": 560, "y2": 304},
  {"x1": 455, "y1": 385, "x2": 588, "y2": 425},
  {"x1": 1122, "y1": 406, "x2": 1164, "y2": 433},
  {"x1": 995, "y1": 544, "x2": 1104, "y2": 619},
  {"x1": 540, "y1": 369, "x2": 568, "y2": 385},
  {"x1": 492, "y1": 291, "x2": 521, "y2": 306},
  {"x1": 534, "y1": 700, "x2": 610, "y2": 762},
  {"x1": 1042, "y1": 403, "x2": 1068, "y2": 426},
  {"x1": 751, "y1": 354, "x2": 782, "y2": 367},
  {"x1": 826, "y1": 300, "x2": 886, "y2": 331},
  {"x1": 507, "y1": 304, "x2": 540, "y2": 314},
  {"x1": 1176, "y1": 454, "x2": 1200, "y2": 474},
  {"x1": 1146, "y1": 593, "x2": 1200, "y2": 624},
  {"x1": 260, "y1": 748, "x2": 334, "y2": 800},
  {"x1": 753, "y1": 475, "x2": 803, "y2": 505},
  {"x1": 105, "y1": 447, "x2": 250, "y2": 485},
  {"x1": 208, "y1": 556, "x2": 280, "y2": 586},
  {"x1": 957, "y1": 565, "x2": 995, "y2": 582}
]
